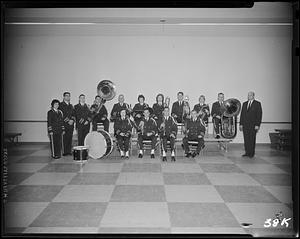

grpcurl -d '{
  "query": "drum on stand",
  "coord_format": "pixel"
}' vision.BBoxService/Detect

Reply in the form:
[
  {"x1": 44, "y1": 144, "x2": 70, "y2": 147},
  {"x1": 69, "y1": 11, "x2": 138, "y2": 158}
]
[
  {"x1": 73, "y1": 146, "x2": 89, "y2": 163},
  {"x1": 84, "y1": 130, "x2": 113, "y2": 159}
]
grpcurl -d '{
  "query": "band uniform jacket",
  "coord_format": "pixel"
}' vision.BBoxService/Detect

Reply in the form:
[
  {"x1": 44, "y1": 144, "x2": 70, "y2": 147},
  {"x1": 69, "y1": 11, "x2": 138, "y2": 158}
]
[
  {"x1": 74, "y1": 103, "x2": 92, "y2": 129},
  {"x1": 159, "y1": 116, "x2": 178, "y2": 137},
  {"x1": 193, "y1": 103, "x2": 210, "y2": 123},
  {"x1": 140, "y1": 117, "x2": 158, "y2": 136},
  {"x1": 47, "y1": 109, "x2": 65, "y2": 134},
  {"x1": 132, "y1": 103, "x2": 149, "y2": 126},
  {"x1": 91, "y1": 104, "x2": 108, "y2": 124},
  {"x1": 171, "y1": 101, "x2": 184, "y2": 122},
  {"x1": 114, "y1": 117, "x2": 133, "y2": 136},
  {"x1": 211, "y1": 101, "x2": 225, "y2": 118},
  {"x1": 59, "y1": 101, "x2": 75, "y2": 128},
  {"x1": 110, "y1": 103, "x2": 130, "y2": 121},
  {"x1": 240, "y1": 100, "x2": 262, "y2": 128},
  {"x1": 185, "y1": 118, "x2": 206, "y2": 138}
]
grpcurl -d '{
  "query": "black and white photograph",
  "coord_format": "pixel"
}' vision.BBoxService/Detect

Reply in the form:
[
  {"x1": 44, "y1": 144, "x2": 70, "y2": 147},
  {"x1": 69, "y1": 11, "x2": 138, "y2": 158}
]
[{"x1": 1, "y1": 1, "x2": 299, "y2": 237}]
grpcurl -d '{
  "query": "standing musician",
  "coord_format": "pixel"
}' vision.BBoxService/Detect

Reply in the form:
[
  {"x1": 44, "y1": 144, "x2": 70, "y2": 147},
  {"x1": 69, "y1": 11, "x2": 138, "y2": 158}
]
[
  {"x1": 239, "y1": 91, "x2": 262, "y2": 158},
  {"x1": 211, "y1": 92, "x2": 225, "y2": 139},
  {"x1": 114, "y1": 109, "x2": 133, "y2": 159},
  {"x1": 171, "y1": 91, "x2": 185, "y2": 123},
  {"x1": 193, "y1": 95, "x2": 210, "y2": 126},
  {"x1": 47, "y1": 99, "x2": 65, "y2": 159},
  {"x1": 183, "y1": 110, "x2": 206, "y2": 158},
  {"x1": 110, "y1": 94, "x2": 130, "y2": 122},
  {"x1": 59, "y1": 92, "x2": 75, "y2": 156},
  {"x1": 159, "y1": 106, "x2": 178, "y2": 162},
  {"x1": 152, "y1": 93, "x2": 165, "y2": 129},
  {"x1": 90, "y1": 95, "x2": 109, "y2": 132},
  {"x1": 137, "y1": 108, "x2": 157, "y2": 159},
  {"x1": 74, "y1": 94, "x2": 92, "y2": 146},
  {"x1": 132, "y1": 94, "x2": 149, "y2": 127},
  {"x1": 182, "y1": 95, "x2": 191, "y2": 122}
]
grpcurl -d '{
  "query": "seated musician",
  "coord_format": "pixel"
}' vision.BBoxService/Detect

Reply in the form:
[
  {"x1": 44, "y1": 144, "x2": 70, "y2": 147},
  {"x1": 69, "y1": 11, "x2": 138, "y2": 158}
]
[
  {"x1": 114, "y1": 109, "x2": 133, "y2": 159},
  {"x1": 211, "y1": 92, "x2": 225, "y2": 139},
  {"x1": 183, "y1": 110, "x2": 206, "y2": 158},
  {"x1": 74, "y1": 94, "x2": 92, "y2": 146},
  {"x1": 132, "y1": 94, "x2": 149, "y2": 127},
  {"x1": 110, "y1": 94, "x2": 130, "y2": 122},
  {"x1": 152, "y1": 93, "x2": 165, "y2": 129},
  {"x1": 182, "y1": 95, "x2": 191, "y2": 122},
  {"x1": 193, "y1": 95, "x2": 210, "y2": 126},
  {"x1": 171, "y1": 91, "x2": 185, "y2": 123},
  {"x1": 90, "y1": 95, "x2": 109, "y2": 132},
  {"x1": 47, "y1": 99, "x2": 65, "y2": 159},
  {"x1": 137, "y1": 107, "x2": 157, "y2": 158},
  {"x1": 159, "y1": 106, "x2": 178, "y2": 162}
]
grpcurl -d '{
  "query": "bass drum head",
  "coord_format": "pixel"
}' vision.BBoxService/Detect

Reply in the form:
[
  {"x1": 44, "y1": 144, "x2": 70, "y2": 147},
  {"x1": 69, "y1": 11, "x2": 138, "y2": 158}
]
[{"x1": 84, "y1": 131, "x2": 113, "y2": 159}]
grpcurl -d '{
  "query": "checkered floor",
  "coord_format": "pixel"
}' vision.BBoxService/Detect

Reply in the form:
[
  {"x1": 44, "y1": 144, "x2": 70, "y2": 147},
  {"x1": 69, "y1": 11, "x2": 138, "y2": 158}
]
[{"x1": 3, "y1": 142, "x2": 295, "y2": 236}]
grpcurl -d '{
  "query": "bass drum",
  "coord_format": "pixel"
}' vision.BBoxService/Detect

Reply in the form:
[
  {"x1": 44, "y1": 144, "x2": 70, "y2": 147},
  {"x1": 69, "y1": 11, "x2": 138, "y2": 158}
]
[{"x1": 84, "y1": 130, "x2": 113, "y2": 159}]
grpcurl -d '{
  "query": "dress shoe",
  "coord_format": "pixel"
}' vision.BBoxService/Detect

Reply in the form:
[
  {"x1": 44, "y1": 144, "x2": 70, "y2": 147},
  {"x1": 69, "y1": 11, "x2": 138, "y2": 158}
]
[
  {"x1": 215, "y1": 135, "x2": 220, "y2": 139},
  {"x1": 138, "y1": 153, "x2": 143, "y2": 158},
  {"x1": 171, "y1": 156, "x2": 176, "y2": 162},
  {"x1": 53, "y1": 156, "x2": 60, "y2": 159},
  {"x1": 151, "y1": 154, "x2": 155, "y2": 159},
  {"x1": 248, "y1": 155, "x2": 254, "y2": 158},
  {"x1": 185, "y1": 153, "x2": 190, "y2": 158},
  {"x1": 62, "y1": 153, "x2": 68, "y2": 156},
  {"x1": 242, "y1": 154, "x2": 248, "y2": 157},
  {"x1": 125, "y1": 155, "x2": 129, "y2": 159},
  {"x1": 162, "y1": 156, "x2": 167, "y2": 162},
  {"x1": 191, "y1": 152, "x2": 197, "y2": 158},
  {"x1": 121, "y1": 155, "x2": 125, "y2": 158}
]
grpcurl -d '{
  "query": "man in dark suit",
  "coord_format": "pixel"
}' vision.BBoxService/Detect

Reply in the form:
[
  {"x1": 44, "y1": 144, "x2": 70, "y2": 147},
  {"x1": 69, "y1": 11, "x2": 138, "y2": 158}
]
[
  {"x1": 239, "y1": 91, "x2": 262, "y2": 158},
  {"x1": 91, "y1": 95, "x2": 109, "y2": 132},
  {"x1": 74, "y1": 94, "x2": 92, "y2": 146},
  {"x1": 110, "y1": 94, "x2": 130, "y2": 122},
  {"x1": 211, "y1": 92, "x2": 225, "y2": 139},
  {"x1": 171, "y1": 91, "x2": 184, "y2": 123},
  {"x1": 59, "y1": 92, "x2": 75, "y2": 156}
]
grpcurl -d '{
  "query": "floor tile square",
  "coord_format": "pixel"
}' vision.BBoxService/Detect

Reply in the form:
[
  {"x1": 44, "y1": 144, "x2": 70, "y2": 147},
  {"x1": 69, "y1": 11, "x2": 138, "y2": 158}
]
[
  {"x1": 263, "y1": 186, "x2": 293, "y2": 203},
  {"x1": 228, "y1": 156, "x2": 269, "y2": 164},
  {"x1": 29, "y1": 149, "x2": 52, "y2": 157},
  {"x1": 8, "y1": 172, "x2": 34, "y2": 185},
  {"x1": 4, "y1": 227, "x2": 26, "y2": 234},
  {"x1": 227, "y1": 203, "x2": 293, "y2": 229},
  {"x1": 81, "y1": 163, "x2": 123, "y2": 173},
  {"x1": 100, "y1": 202, "x2": 170, "y2": 227},
  {"x1": 171, "y1": 227, "x2": 247, "y2": 234},
  {"x1": 8, "y1": 163, "x2": 48, "y2": 173},
  {"x1": 20, "y1": 173, "x2": 76, "y2": 185},
  {"x1": 168, "y1": 203, "x2": 240, "y2": 227},
  {"x1": 98, "y1": 227, "x2": 171, "y2": 233},
  {"x1": 4, "y1": 202, "x2": 49, "y2": 227},
  {"x1": 29, "y1": 202, "x2": 107, "y2": 227},
  {"x1": 7, "y1": 149, "x2": 37, "y2": 157},
  {"x1": 161, "y1": 163, "x2": 202, "y2": 173},
  {"x1": 236, "y1": 164, "x2": 287, "y2": 174},
  {"x1": 163, "y1": 173, "x2": 211, "y2": 185},
  {"x1": 110, "y1": 185, "x2": 166, "y2": 202},
  {"x1": 215, "y1": 186, "x2": 280, "y2": 203},
  {"x1": 24, "y1": 227, "x2": 98, "y2": 233},
  {"x1": 249, "y1": 174, "x2": 292, "y2": 186},
  {"x1": 196, "y1": 156, "x2": 234, "y2": 164},
  {"x1": 260, "y1": 156, "x2": 291, "y2": 165},
  {"x1": 255, "y1": 150, "x2": 286, "y2": 157},
  {"x1": 121, "y1": 163, "x2": 161, "y2": 172},
  {"x1": 116, "y1": 173, "x2": 164, "y2": 185},
  {"x1": 53, "y1": 185, "x2": 114, "y2": 202},
  {"x1": 206, "y1": 173, "x2": 260, "y2": 185},
  {"x1": 165, "y1": 185, "x2": 224, "y2": 202},
  {"x1": 69, "y1": 173, "x2": 119, "y2": 185},
  {"x1": 200, "y1": 163, "x2": 244, "y2": 173},
  {"x1": 6, "y1": 156, "x2": 27, "y2": 164},
  {"x1": 7, "y1": 185, "x2": 63, "y2": 202},
  {"x1": 38, "y1": 163, "x2": 83, "y2": 173},
  {"x1": 18, "y1": 156, "x2": 52, "y2": 164},
  {"x1": 273, "y1": 164, "x2": 292, "y2": 174}
]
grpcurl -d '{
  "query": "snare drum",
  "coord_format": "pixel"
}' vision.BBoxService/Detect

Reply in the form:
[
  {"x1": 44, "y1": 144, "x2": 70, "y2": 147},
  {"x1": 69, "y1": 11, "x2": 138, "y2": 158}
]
[
  {"x1": 84, "y1": 130, "x2": 113, "y2": 159},
  {"x1": 73, "y1": 146, "x2": 89, "y2": 161}
]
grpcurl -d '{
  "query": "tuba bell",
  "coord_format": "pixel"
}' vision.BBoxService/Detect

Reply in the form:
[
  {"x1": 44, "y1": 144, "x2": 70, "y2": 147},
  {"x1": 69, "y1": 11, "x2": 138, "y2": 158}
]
[
  {"x1": 220, "y1": 98, "x2": 241, "y2": 139},
  {"x1": 94, "y1": 80, "x2": 116, "y2": 114}
]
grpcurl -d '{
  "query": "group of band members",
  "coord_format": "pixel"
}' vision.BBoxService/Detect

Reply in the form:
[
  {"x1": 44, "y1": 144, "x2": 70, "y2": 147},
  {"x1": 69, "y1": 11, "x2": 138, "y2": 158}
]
[{"x1": 47, "y1": 90, "x2": 261, "y2": 160}]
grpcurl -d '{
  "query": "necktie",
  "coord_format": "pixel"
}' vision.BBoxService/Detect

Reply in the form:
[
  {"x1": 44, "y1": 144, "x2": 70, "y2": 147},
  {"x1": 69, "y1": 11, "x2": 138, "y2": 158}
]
[{"x1": 247, "y1": 101, "x2": 252, "y2": 110}]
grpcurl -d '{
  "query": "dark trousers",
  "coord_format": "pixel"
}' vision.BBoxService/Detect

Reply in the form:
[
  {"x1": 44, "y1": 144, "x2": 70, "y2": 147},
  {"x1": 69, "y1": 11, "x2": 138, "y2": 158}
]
[
  {"x1": 63, "y1": 127, "x2": 74, "y2": 154},
  {"x1": 116, "y1": 135, "x2": 130, "y2": 151},
  {"x1": 183, "y1": 136, "x2": 204, "y2": 154},
  {"x1": 138, "y1": 134, "x2": 157, "y2": 150},
  {"x1": 161, "y1": 135, "x2": 175, "y2": 152},
  {"x1": 49, "y1": 133, "x2": 62, "y2": 157},
  {"x1": 213, "y1": 117, "x2": 221, "y2": 134},
  {"x1": 92, "y1": 119, "x2": 109, "y2": 132},
  {"x1": 243, "y1": 126, "x2": 257, "y2": 157},
  {"x1": 77, "y1": 126, "x2": 90, "y2": 146}
]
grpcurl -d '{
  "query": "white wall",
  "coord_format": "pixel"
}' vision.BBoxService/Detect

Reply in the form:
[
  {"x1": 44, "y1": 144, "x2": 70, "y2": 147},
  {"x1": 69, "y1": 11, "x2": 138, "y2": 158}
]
[{"x1": 4, "y1": 4, "x2": 293, "y2": 143}]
